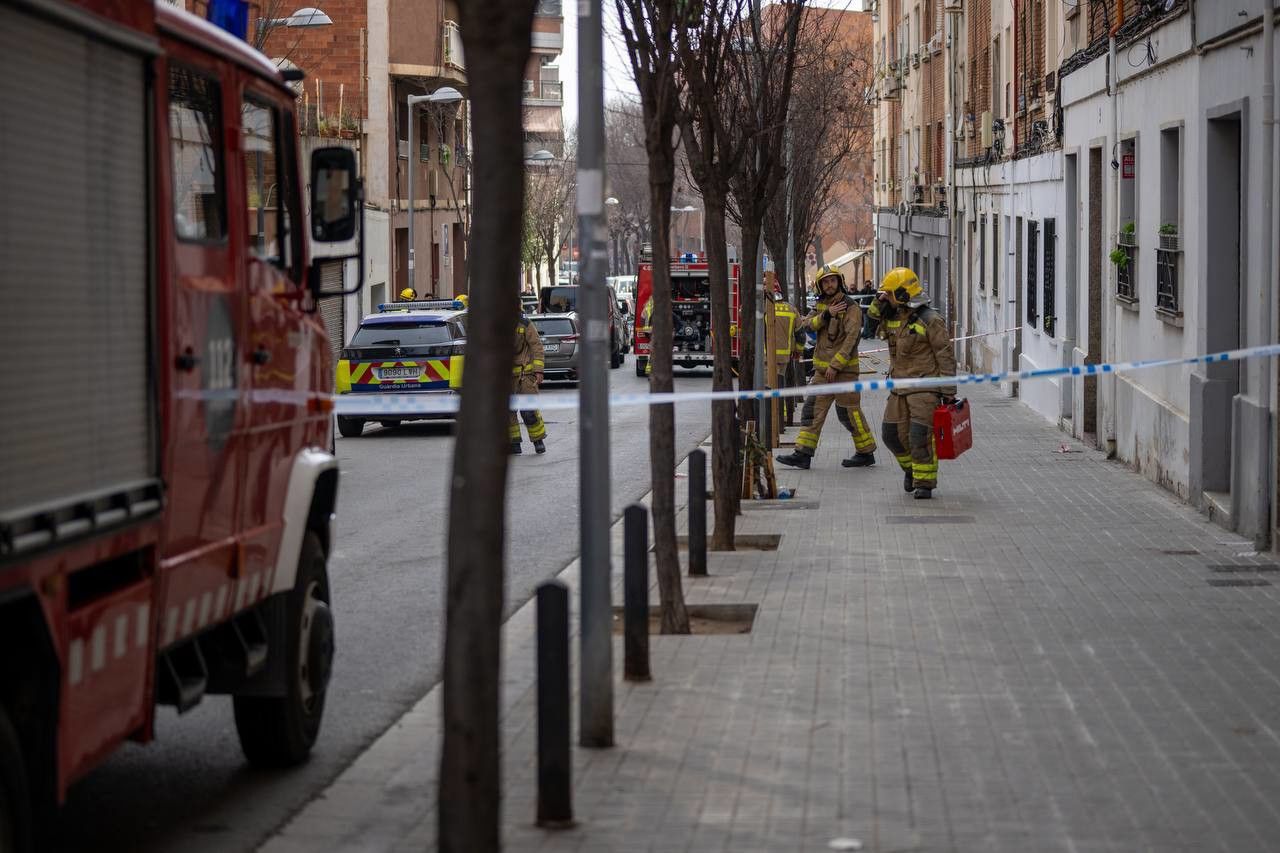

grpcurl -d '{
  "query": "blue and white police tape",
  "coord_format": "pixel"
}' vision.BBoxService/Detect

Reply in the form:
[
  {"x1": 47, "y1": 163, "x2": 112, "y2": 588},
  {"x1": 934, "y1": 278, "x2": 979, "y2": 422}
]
[{"x1": 334, "y1": 341, "x2": 1280, "y2": 417}]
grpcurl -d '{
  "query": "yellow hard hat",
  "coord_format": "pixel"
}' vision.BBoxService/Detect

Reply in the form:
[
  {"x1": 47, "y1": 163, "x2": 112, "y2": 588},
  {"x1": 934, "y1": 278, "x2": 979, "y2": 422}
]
[
  {"x1": 814, "y1": 264, "x2": 845, "y2": 293},
  {"x1": 456, "y1": 293, "x2": 470, "y2": 307},
  {"x1": 400, "y1": 287, "x2": 417, "y2": 301},
  {"x1": 879, "y1": 267, "x2": 925, "y2": 307}
]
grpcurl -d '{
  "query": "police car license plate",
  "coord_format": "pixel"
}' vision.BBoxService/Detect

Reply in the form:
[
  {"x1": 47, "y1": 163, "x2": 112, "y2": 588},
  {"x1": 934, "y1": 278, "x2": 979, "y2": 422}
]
[
  {"x1": 544, "y1": 343, "x2": 560, "y2": 353},
  {"x1": 378, "y1": 366, "x2": 421, "y2": 380}
]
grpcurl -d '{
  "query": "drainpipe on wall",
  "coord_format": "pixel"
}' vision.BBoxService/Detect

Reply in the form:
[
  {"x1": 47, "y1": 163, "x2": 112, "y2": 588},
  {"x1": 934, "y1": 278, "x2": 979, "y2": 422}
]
[
  {"x1": 1106, "y1": 33, "x2": 1119, "y2": 457},
  {"x1": 1262, "y1": 0, "x2": 1276, "y2": 548}
]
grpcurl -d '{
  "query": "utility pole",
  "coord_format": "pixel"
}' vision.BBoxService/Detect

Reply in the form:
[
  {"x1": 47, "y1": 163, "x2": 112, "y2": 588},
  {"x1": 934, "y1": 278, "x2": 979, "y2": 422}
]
[
  {"x1": 406, "y1": 93, "x2": 430, "y2": 296},
  {"x1": 577, "y1": 0, "x2": 613, "y2": 748},
  {"x1": 751, "y1": 0, "x2": 769, "y2": 444}
]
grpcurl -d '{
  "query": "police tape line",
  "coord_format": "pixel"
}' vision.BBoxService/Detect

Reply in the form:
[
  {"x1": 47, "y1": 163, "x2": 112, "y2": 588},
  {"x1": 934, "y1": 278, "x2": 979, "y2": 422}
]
[
  {"x1": 799, "y1": 326, "x2": 1022, "y2": 363},
  {"x1": 335, "y1": 341, "x2": 1280, "y2": 417}
]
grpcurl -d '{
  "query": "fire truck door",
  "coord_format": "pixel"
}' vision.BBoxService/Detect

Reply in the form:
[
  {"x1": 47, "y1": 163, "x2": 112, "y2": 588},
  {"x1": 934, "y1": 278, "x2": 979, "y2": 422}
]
[
  {"x1": 238, "y1": 90, "x2": 307, "y2": 588},
  {"x1": 161, "y1": 56, "x2": 249, "y2": 643}
]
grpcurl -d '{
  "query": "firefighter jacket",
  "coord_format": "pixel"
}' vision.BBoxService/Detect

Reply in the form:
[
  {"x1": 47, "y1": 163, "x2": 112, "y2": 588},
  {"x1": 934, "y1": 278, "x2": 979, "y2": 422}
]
[
  {"x1": 514, "y1": 316, "x2": 545, "y2": 375},
  {"x1": 771, "y1": 299, "x2": 800, "y2": 370},
  {"x1": 888, "y1": 306, "x2": 956, "y2": 397},
  {"x1": 639, "y1": 299, "x2": 653, "y2": 335},
  {"x1": 804, "y1": 294, "x2": 863, "y2": 374}
]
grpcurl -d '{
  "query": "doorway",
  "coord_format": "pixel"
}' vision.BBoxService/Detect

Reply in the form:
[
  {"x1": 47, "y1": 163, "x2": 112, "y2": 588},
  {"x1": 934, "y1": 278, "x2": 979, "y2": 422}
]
[
  {"x1": 395, "y1": 227, "x2": 408, "y2": 295},
  {"x1": 1084, "y1": 147, "x2": 1104, "y2": 445},
  {"x1": 1198, "y1": 112, "x2": 1244, "y2": 498}
]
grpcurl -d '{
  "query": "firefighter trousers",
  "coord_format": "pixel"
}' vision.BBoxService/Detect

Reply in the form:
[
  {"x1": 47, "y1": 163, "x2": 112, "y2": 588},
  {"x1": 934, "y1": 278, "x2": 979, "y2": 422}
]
[
  {"x1": 881, "y1": 392, "x2": 938, "y2": 488},
  {"x1": 794, "y1": 372, "x2": 876, "y2": 457},
  {"x1": 509, "y1": 373, "x2": 547, "y2": 442}
]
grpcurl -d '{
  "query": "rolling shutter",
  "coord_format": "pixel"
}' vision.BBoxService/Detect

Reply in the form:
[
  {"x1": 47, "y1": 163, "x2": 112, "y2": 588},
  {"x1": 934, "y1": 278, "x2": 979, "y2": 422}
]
[{"x1": 318, "y1": 260, "x2": 345, "y2": 365}]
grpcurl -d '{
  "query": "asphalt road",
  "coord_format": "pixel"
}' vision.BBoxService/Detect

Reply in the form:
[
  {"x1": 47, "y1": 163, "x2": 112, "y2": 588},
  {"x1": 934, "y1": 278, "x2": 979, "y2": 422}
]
[{"x1": 56, "y1": 355, "x2": 713, "y2": 852}]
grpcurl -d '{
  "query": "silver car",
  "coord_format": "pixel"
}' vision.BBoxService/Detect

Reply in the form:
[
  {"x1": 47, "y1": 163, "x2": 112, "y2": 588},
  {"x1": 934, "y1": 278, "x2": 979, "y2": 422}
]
[{"x1": 530, "y1": 313, "x2": 580, "y2": 383}]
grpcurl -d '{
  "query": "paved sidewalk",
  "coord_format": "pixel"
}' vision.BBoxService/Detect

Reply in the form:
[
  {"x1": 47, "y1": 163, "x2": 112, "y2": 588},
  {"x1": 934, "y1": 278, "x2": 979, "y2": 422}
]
[{"x1": 264, "y1": 384, "x2": 1280, "y2": 852}]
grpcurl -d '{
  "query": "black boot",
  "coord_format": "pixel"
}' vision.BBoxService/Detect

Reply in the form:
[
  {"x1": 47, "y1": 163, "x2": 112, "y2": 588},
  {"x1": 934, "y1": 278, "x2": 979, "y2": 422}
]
[
  {"x1": 913, "y1": 487, "x2": 933, "y2": 500},
  {"x1": 533, "y1": 439, "x2": 546, "y2": 454},
  {"x1": 841, "y1": 452, "x2": 876, "y2": 468},
  {"x1": 775, "y1": 451, "x2": 811, "y2": 470},
  {"x1": 903, "y1": 471, "x2": 914, "y2": 493},
  {"x1": 510, "y1": 441, "x2": 522, "y2": 455}
]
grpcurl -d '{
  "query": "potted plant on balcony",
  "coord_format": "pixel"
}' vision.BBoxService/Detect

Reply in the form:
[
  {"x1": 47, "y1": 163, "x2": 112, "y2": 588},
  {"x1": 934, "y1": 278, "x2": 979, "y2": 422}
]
[
  {"x1": 1158, "y1": 222, "x2": 1180, "y2": 252},
  {"x1": 1117, "y1": 220, "x2": 1136, "y2": 248},
  {"x1": 1109, "y1": 247, "x2": 1129, "y2": 268}
]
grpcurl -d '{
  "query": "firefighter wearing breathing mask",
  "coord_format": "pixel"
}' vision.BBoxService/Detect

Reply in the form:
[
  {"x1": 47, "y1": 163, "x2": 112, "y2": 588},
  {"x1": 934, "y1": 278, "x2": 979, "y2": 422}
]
[
  {"x1": 868, "y1": 267, "x2": 957, "y2": 499},
  {"x1": 775, "y1": 265, "x2": 877, "y2": 470}
]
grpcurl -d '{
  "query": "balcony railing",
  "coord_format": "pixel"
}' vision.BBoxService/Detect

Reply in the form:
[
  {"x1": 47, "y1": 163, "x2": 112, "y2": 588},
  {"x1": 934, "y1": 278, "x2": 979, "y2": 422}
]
[
  {"x1": 531, "y1": 30, "x2": 563, "y2": 52},
  {"x1": 523, "y1": 80, "x2": 563, "y2": 103}
]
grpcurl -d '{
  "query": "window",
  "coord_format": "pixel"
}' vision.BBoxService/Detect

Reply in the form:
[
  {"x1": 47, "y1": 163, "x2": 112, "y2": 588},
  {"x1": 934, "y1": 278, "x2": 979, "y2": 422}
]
[
  {"x1": 243, "y1": 99, "x2": 281, "y2": 262},
  {"x1": 1157, "y1": 126, "x2": 1182, "y2": 314},
  {"x1": 1117, "y1": 136, "x2": 1138, "y2": 301},
  {"x1": 992, "y1": 216, "x2": 1000, "y2": 297},
  {"x1": 1043, "y1": 218, "x2": 1056, "y2": 335},
  {"x1": 979, "y1": 215, "x2": 986, "y2": 292},
  {"x1": 350, "y1": 321, "x2": 455, "y2": 347},
  {"x1": 169, "y1": 66, "x2": 225, "y2": 241},
  {"x1": 1026, "y1": 220, "x2": 1039, "y2": 327}
]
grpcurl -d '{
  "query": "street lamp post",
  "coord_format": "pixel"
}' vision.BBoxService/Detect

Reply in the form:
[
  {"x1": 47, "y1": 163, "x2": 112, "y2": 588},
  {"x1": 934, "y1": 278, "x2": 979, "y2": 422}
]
[
  {"x1": 407, "y1": 86, "x2": 462, "y2": 298},
  {"x1": 526, "y1": 150, "x2": 556, "y2": 291},
  {"x1": 255, "y1": 5, "x2": 332, "y2": 37}
]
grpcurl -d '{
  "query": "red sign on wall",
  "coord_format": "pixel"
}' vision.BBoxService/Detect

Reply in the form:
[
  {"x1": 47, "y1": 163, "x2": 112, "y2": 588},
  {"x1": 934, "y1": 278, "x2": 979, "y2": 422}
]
[{"x1": 1122, "y1": 153, "x2": 1135, "y2": 180}]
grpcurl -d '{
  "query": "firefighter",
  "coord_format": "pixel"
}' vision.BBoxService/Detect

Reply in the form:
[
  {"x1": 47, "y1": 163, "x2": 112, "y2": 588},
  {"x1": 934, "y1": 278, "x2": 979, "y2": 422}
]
[
  {"x1": 639, "y1": 298, "x2": 653, "y2": 377},
  {"x1": 872, "y1": 267, "x2": 957, "y2": 499},
  {"x1": 775, "y1": 265, "x2": 877, "y2": 470},
  {"x1": 770, "y1": 288, "x2": 801, "y2": 426},
  {"x1": 511, "y1": 304, "x2": 547, "y2": 454},
  {"x1": 400, "y1": 287, "x2": 417, "y2": 301}
]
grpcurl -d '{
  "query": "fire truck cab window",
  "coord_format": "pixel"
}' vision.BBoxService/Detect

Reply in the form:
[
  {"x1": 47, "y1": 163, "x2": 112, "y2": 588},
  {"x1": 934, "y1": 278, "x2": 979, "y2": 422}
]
[
  {"x1": 243, "y1": 99, "x2": 282, "y2": 264},
  {"x1": 168, "y1": 66, "x2": 226, "y2": 241},
  {"x1": 675, "y1": 276, "x2": 710, "y2": 300}
]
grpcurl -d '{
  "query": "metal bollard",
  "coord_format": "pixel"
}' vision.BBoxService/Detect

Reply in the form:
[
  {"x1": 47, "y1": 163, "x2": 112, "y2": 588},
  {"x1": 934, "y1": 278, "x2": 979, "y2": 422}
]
[
  {"x1": 536, "y1": 581, "x2": 573, "y2": 827},
  {"x1": 688, "y1": 449, "x2": 707, "y2": 576},
  {"x1": 623, "y1": 504, "x2": 651, "y2": 682}
]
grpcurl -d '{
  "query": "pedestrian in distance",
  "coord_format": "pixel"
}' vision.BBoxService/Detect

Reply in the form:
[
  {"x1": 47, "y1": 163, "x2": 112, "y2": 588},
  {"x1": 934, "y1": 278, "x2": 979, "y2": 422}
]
[
  {"x1": 775, "y1": 264, "x2": 877, "y2": 470},
  {"x1": 511, "y1": 301, "x2": 548, "y2": 454},
  {"x1": 866, "y1": 267, "x2": 957, "y2": 499}
]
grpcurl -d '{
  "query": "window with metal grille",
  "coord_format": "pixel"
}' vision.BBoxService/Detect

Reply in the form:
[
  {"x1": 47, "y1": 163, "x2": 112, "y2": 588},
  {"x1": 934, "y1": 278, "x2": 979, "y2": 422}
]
[
  {"x1": 1116, "y1": 244, "x2": 1137, "y2": 300},
  {"x1": 1026, "y1": 220, "x2": 1039, "y2": 326},
  {"x1": 1043, "y1": 218, "x2": 1057, "y2": 335},
  {"x1": 1156, "y1": 247, "x2": 1179, "y2": 313},
  {"x1": 979, "y1": 215, "x2": 986, "y2": 292},
  {"x1": 992, "y1": 217, "x2": 1000, "y2": 297}
]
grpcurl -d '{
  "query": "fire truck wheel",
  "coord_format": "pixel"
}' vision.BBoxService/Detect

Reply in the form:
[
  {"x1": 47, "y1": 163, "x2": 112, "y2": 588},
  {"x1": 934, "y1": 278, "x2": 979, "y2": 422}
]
[
  {"x1": 233, "y1": 532, "x2": 334, "y2": 768},
  {"x1": 336, "y1": 416, "x2": 364, "y2": 438},
  {"x1": 0, "y1": 706, "x2": 33, "y2": 853},
  {"x1": 635, "y1": 357, "x2": 648, "y2": 378}
]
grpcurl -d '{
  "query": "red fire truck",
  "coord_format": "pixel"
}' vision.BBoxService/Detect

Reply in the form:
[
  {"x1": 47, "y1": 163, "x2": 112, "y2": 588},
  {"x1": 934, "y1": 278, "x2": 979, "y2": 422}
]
[
  {"x1": 633, "y1": 250, "x2": 741, "y2": 377},
  {"x1": 0, "y1": 0, "x2": 362, "y2": 846}
]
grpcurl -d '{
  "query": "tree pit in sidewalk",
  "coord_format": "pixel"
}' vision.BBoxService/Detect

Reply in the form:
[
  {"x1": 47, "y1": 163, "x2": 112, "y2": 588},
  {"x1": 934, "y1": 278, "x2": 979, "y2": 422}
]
[
  {"x1": 674, "y1": 533, "x2": 781, "y2": 551},
  {"x1": 611, "y1": 603, "x2": 758, "y2": 636}
]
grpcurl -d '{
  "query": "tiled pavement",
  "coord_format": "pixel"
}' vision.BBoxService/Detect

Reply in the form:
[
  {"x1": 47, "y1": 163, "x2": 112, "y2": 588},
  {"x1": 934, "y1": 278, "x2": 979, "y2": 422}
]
[{"x1": 264, "y1": 383, "x2": 1280, "y2": 852}]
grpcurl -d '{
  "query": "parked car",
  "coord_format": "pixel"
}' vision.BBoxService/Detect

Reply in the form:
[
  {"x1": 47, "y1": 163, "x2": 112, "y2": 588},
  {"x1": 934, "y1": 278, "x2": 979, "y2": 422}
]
[
  {"x1": 530, "y1": 313, "x2": 580, "y2": 383},
  {"x1": 538, "y1": 284, "x2": 626, "y2": 368}
]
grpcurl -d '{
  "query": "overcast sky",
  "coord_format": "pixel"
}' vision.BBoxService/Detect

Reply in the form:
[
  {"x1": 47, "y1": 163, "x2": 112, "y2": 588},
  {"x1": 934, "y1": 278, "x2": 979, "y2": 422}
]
[{"x1": 560, "y1": 1, "x2": 866, "y2": 130}]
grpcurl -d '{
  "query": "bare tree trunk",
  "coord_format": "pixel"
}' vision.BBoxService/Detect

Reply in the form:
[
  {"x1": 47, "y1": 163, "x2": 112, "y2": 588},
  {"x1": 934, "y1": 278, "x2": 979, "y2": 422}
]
[
  {"x1": 647, "y1": 175, "x2": 690, "y2": 634},
  {"x1": 737, "y1": 220, "x2": 760, "y2": 401},
  {"x1": 704, "y1": 194, "x2": 737, "y2": 550},
  {"x1": 442, "y1": 4, "x2": 536, "y2": 850}
]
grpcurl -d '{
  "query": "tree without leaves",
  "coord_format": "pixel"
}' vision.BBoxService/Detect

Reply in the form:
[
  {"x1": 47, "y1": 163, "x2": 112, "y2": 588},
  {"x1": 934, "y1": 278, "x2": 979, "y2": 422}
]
[
  {"x1": 604, "y1": 99, "x2": 652, "y2": 274},
  {"x1": 675, "y1": 0, "x2": 756, "y2": 550},
  {"x1": 724, "y1": 0, "x2": 806, "y2": 413},
  {"x1": 524, "y1": 143, "x2": 577, "y2": 290},
  {"x1": 616, "y1": 0, "x2": 691, "y2": 634},
  {"x1": 442, "y1": 4, "x2": 537, "y2": 850},
  {"x1": 763, "y1": 8, "x2": 873, "y2": 303}
]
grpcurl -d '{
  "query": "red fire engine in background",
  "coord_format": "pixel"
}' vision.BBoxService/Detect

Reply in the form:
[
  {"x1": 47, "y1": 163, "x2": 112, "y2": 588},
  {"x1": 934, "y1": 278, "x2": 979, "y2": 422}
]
[
  {"x1": 0, "y1": 0, "x2": 363, "y2": 846},
  {"x1": 632, "y1": 249, "x2": 741, "y2": 378}
]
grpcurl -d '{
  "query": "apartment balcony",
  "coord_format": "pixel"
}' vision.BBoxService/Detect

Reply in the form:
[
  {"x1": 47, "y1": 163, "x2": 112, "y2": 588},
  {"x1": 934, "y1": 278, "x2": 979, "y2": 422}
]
[{"x1": 523, "y1": 79, "x2": 563, "y2": 106}]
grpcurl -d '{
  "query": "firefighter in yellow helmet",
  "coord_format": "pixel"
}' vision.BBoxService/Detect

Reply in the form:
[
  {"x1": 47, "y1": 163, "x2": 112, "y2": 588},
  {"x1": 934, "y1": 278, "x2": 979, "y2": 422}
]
[
  {"x1": 775, "y1": 264, "x2": 877, "y2": 470},
  {"x1": 456, "y1": 293, "x2": 470, "y2": 308},
  {"x1": 400, "y1": 287, "x2": 417, "y2": 301},
  {"x1": 769, "y1": 284, "x2": 802, "y2": 425},
  {"x1": 871, "y1": 267, "x2": 957, "y2": 499},
  {"x1": 639, "y1": 298, "x2": 653, "y2": 377},
  {"x1": 511, "y1": 299, "x2": 547, "y2": 454}
]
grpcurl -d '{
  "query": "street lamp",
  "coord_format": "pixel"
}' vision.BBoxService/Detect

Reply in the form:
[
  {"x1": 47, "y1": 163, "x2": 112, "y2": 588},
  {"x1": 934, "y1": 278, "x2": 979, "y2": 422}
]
[
  {"x1": 407, "y1": 86, "x2": 463, "y2": 297},
  {"x1": 605, "y1": 197, "x2": 619, "y2": 274},
  {"x1": 256, "y1": 6, "x2": 332, "y2": 35},
  {"x1": 525, "y1": 150, "x2": 559, "y2": 286}
]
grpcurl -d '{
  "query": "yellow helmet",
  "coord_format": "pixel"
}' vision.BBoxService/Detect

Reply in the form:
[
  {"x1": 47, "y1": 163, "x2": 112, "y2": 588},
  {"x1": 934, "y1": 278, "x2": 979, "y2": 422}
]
[
  {"x1": 456, "y1": 293, "x2": 470, "y2": 308},
  {"x1": 813, "y1": 264, "x2": 845, "y2": 294},
  {"x1": 400, "y1": 287, "x2": 417, "y2": 301},
  {"x1": 879, "y1": 267, "x2": 925, "y2": 307}
]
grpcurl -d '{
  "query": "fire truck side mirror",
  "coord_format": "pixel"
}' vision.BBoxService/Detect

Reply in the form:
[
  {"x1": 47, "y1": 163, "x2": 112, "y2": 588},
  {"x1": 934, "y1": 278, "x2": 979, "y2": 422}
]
[{"x1": 310, "y1": 147, "x2": 359, "y2": 243}]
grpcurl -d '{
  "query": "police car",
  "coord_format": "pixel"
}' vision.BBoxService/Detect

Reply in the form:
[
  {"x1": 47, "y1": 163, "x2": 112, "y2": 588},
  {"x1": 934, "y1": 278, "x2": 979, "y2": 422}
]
[{"x1": 334, "y1": 300, "x2": 466, "y2": 437}]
